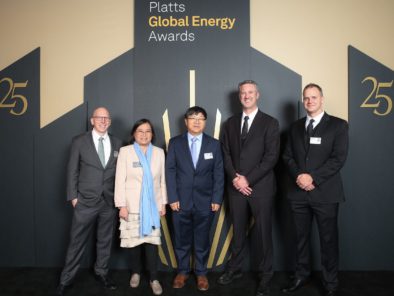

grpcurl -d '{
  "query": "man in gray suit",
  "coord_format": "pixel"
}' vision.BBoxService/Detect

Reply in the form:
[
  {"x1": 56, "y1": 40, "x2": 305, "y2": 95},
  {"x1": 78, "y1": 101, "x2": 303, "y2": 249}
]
[{"x1": 56, "y1": 107, "x2": 122, "y2": 295}]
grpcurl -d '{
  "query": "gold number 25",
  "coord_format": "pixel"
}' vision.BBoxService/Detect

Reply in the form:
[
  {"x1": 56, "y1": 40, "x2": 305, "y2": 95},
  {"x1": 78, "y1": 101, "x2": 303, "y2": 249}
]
[
  {"x1": 0, "y1": 77, "x2": 28, "y2": 116},
  {"x1": 360, "y1": 76, "x2": 393, "y2": 116}
]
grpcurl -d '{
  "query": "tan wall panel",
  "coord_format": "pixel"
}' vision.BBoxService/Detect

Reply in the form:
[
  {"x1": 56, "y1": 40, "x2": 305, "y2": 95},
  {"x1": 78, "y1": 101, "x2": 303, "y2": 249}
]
[
  {"x1": 0, "y1": 0, "x2": 133, "y2": 127},
  {"x1": 251, "y1": 0, "x2": 394, "y2": 120},
  {"x1": 2, "y1": 1, "x2": 393, "y2": 125}
]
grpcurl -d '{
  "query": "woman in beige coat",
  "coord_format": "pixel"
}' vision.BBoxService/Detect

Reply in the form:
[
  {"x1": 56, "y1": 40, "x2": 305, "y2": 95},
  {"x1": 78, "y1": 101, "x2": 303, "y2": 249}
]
[{"x1": 114, "y1": 119, "x2": 167, "y2": 295}]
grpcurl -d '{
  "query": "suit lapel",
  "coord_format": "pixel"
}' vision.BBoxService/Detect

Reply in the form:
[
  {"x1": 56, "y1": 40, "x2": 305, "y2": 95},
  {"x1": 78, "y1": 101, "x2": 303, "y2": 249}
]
[
  {"x1": 106, "y1": 135, "x2": 115, "y2": 168},
  {"x1": 234, "y1": 113, "x2": 242, "y2": 150},
  {"x1": 87, "y1": 131, "x2": 104, "y2": 168},
  {"x1": 299, "y1": 117, "x2": 308, "y2": 151},
  {"x1": 182, "y1": 133, "x2": 195, "y2": 170},
  {"x1": 313, "y1": 112, "x2": 330, "y2": 136},
  {"x1": 240, "y1": 110, "x2": 261, "y2": 148},
  {"x1": 196, "y1": 133, "x2": 209, "y2": 170}
]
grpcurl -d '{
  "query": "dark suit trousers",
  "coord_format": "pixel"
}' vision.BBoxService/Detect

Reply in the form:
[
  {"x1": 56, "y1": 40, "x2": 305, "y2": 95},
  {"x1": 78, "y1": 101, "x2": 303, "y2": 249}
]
[
  {"x1": 129, "y1": 243, "x2": 159, "y2": 280},
  {"x1": 228, "y1": 193, "x2": 273, "y2": 282},
  {"x1": 172, "y1": 207, "x2": 213, "y2": 275},
  {"x1": 60, "y1": 199, "x2": 116, "y2": 285},
  {"x1": 290, "y1": 201, "x2": 339, "y2": 291}
]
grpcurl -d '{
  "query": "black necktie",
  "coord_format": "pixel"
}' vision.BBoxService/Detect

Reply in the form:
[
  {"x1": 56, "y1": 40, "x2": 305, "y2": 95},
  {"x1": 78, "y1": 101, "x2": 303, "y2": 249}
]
[
  {"x1": 307, "y1": 119, "x2": 315, "y2": 138},
  {"x1": 241, "y1": 116, "x2": 249, "y2": 145}
]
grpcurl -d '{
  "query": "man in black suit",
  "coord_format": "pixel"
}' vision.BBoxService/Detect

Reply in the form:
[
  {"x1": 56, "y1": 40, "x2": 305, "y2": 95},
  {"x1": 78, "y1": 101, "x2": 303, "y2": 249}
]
[
  {"x1": 282, "y1": 83, "x2": 349, "y2": 296},
  {"x1": 56, "y1": 107, "x2": 122, "y2": 295},
  {"x1": 218, "y1": 80, "x2": 280, "y2": 296}
]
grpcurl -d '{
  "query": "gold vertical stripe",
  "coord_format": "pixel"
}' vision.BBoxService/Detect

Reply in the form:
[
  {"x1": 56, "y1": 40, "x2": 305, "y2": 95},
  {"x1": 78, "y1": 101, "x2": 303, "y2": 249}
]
[
  {"x1": 161, "y1": 111, "x2": 176, "y2": 268},
  {"x1": 190, "y1": 70, "x2": 195, "y2": 107},
  {"x1": 158, "y1": 245, "x2": 168, "y2": 266},
  {"x1": 213, "y1": 109, "x2": 221, "y2": 140},
  {"x1": 207, "y1": 204, "x2": 226, "y2": 268},
  {"x1": 217, "y1": 224, "x2": 233, "y2": 265},
  {"x1": 160, "y1": 216, "x2": 177, "y2": 268},
  {"x1": 207, "y1": 110, "x2": 224, "y2": 268},
  {"x1": 162, "y1": 109, "x2": 171, "y2": 151}
]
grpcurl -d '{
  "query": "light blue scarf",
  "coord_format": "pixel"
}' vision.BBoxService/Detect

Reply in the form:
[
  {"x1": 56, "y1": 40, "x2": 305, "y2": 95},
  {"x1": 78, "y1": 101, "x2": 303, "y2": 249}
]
[{"x1": 134, "y1": 143, "x2": 160, "y2": 237}]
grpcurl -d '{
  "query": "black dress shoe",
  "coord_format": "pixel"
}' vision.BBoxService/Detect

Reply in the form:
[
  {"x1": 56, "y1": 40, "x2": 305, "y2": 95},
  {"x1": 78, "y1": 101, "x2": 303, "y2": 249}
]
[
  {"x1": 55, "y1": 284, "x2": 68, "y2": 296},
  {"x1": 282, "y1": 278, "x2": 309, "y2": 293},
  {"x1": 325, "y1": 290, "x2": 337, "y2": 296},
  {"x1": 94, "y1": 274, "x2": 117, "y2": 290},
  {"x1": 256, "y1": 282, "x2": 271, "y2": 296},
  {"x1": 217, "y1": 270, "x2": 243, "y2": 285}
]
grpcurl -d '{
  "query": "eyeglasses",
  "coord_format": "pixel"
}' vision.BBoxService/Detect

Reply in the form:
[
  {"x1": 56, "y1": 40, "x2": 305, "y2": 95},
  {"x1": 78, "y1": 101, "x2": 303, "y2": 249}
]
[
  {"x1": 187, "y1": 117, "x2": 206, "y2": 122},
  {"x1": 136, "y1": 130, "x2": 152, "y2": 135},
  {"x1": 93, "y1": 116, "x2": 111, "y2": 122}
]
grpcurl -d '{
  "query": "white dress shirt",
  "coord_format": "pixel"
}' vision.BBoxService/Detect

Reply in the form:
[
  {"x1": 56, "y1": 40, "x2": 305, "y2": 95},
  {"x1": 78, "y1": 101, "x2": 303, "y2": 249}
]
[{"x1": 92, "y1": 129, "x2": 111, "y2": 165}]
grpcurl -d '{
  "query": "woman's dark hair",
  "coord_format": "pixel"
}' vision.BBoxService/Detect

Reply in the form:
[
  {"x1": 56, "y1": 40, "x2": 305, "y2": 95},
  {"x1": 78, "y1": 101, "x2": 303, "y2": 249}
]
[{"x1": 129, "y1": 118, "x2": 155, "y2": 144}]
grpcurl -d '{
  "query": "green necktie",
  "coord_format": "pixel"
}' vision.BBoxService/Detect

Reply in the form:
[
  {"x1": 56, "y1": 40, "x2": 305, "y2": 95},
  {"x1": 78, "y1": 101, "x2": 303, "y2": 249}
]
[{"x1": 98, "y1": 137, "x2": 105, "y2": 167}]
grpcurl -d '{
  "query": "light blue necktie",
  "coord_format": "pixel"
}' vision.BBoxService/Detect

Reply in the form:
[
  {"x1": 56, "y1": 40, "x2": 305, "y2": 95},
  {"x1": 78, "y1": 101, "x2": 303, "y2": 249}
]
[
  {"x1": 191, "y1": 137, "x2": 198, "y2": 168},
  {"x1": 98, "y1": 137, "x2": 105, "y2": 167}
]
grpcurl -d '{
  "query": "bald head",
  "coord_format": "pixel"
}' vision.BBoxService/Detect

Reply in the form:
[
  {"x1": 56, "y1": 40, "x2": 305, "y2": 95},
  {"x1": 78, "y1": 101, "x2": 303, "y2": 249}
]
[{"x1": 90, "y1": 107, "x2": 111, "y2": 135}]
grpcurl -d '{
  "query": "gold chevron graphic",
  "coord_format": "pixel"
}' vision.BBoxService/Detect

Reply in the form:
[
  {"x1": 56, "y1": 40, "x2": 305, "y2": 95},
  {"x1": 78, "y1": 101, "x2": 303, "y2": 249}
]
[{"x1": 161, "y1": 70, "x2": 230, "y2": 268}]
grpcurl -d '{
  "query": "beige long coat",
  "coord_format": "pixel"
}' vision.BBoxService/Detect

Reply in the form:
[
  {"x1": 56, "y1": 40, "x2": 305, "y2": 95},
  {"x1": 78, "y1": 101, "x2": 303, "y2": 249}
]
[{"x1": 114, "y1": 144, "x2": 167, "y2": 213}]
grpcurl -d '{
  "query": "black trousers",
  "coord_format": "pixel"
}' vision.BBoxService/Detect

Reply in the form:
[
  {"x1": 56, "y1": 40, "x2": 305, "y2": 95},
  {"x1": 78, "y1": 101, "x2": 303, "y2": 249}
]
[
  {"x1": 290, "y1": 201, "x2": 339, "y2": 291},
  {"x1": 228, "y1": 193, "x2": 274, "y2": 283},
  {"x1": 129, "y1": 243, "x2": 159, "y2": 280},
  {"x1": 59, "y1": 199, "x2": 116, "y2": 285}
]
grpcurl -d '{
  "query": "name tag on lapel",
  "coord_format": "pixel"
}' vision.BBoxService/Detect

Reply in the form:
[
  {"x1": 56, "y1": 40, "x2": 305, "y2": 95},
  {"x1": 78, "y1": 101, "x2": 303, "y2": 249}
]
[
  {"x1": 133, "y1": 161, "x2": 142, "y2": 168},
  {"x1": 310, "y1": 137, "x2": 322, "y2": 145},
  {"x1": 113, "y1": 150, "x2": 119, "y2": 158},
  {"x1": 204, "y1": 152, "x2": 213, "y2": 159}
]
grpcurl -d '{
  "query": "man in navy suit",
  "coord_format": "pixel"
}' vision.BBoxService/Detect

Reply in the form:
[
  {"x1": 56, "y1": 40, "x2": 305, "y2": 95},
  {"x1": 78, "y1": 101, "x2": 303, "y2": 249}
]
[
  {"x1": 56, "y1": 107, "x2": 122, "y2": 296},
  {"x1": 282, "y1": 83, "x2": 349, "y2": 296},
  {"x1": 166, "y1": 106, "x2": 224, "y2": 291}
]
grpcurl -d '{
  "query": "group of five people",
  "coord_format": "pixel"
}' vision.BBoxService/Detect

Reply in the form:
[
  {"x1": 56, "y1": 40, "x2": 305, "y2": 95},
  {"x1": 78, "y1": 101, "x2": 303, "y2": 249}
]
[{"x1": 56, "y1": 80, "x2": 348, "y2": 296}]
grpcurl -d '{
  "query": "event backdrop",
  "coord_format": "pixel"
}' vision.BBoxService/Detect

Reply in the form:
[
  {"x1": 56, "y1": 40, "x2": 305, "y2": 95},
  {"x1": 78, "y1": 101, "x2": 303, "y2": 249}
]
[{"x1": 0, "y1": 0, "x2": 393, "y2": 270}]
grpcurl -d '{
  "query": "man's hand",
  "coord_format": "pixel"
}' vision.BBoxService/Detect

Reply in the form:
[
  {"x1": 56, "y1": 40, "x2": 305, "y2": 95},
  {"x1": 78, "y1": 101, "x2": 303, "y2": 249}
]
[
  {"x1": 233, "y1": 173, "x2": 253, "y2": 196},
  {"x1": 71, "y1": 198, "x2": 78, "y2": 208},
  {"x1": 170, "y1": 201, "x2": 180, "y2": 211},
  {"x1": 296, "y1": 173, "x2": 315, "y2": 191},
  {"x1": 211, "y1": 203, "x2": 221, "y2": 212},
  {"x1": 119, "y1": 207, "x2": 129, "y2": 221}
]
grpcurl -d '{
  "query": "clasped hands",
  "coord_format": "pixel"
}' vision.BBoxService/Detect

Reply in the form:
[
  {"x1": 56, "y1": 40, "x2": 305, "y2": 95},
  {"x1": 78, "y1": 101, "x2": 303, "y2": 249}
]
[
  {"x1": 296, "y1": 173, "x2": 315, "y2": 191},
  {"x1": 233, "y1": 173, "x2": 252, "y2": 197}
]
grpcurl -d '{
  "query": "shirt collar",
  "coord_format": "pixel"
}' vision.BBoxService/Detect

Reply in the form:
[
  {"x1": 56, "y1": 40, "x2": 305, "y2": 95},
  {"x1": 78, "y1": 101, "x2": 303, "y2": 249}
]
[
  {"x1": 242, "y1": 108, "x2": 258, "y2": 122},
  {"x1": 92, "y1": 129, "x2": 109, "y2": 141},
  {"x1": 306, "y1": 111, "x2": 325, "y2": 128},
  {"x1": 187, "y1": 132, "x2": 203, "y2": 142}
]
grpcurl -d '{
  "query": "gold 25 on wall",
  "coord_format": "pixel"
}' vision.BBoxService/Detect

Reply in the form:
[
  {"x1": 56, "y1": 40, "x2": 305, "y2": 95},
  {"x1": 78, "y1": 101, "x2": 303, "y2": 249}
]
[{"x1": 0, "y1": 77, "x2": 29, "y2": 116}]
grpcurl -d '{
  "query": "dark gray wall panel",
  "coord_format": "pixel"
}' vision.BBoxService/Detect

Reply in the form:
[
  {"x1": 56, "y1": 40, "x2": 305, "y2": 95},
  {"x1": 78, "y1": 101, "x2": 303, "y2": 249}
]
[{"x1": 0, "y1": 48, "x2": 40, "y2": 266}]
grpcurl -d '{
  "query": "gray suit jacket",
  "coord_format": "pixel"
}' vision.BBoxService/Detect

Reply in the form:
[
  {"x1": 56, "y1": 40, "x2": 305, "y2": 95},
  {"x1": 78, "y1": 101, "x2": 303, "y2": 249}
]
[{"x1": 67, "y1": 131, "x2": 122, "y2": 207}]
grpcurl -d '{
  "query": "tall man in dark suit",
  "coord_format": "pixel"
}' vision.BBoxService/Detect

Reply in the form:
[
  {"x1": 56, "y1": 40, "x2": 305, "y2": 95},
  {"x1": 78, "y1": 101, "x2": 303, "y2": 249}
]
[
  {"x1": 166, "y1": 106, "x2": 224, "y2": 291},
  {"x1": 56, "y1": 107, "x2": 122, "y2": 296},
  {"x1": 218, "y1": 80, "x2": 280, "y2": 296},
  {"x1": 282, "y1": 83, "x2": 349, "y2": 296}
]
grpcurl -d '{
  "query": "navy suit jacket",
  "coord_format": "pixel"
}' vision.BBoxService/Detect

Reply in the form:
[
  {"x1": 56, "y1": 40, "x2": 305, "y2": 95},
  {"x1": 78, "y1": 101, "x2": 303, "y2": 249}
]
[
  {"x1": 166, "y1": 132, "x2": 224, "y2": 211},
  {"x1": 283, "y1": 113, "x2": 349, "y2": 203}
]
